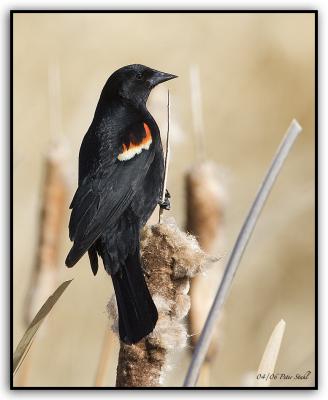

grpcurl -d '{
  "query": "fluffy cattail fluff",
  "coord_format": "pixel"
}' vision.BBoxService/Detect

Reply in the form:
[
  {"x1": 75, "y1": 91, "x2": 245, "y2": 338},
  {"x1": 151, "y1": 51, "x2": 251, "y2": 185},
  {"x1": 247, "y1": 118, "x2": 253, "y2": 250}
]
[
  {"x1": 186, "y1": 161, "x2": 227, "y2": 365},
  {"x1": 107, "y1": 219, "x2": 216, "y2": 387}
]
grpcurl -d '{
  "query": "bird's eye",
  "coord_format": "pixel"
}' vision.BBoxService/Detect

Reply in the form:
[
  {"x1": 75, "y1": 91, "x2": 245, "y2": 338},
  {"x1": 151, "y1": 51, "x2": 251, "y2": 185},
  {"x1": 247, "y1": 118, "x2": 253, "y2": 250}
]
[{"x1": 136, "y1": 73, "x2": 143, "y2": 80}]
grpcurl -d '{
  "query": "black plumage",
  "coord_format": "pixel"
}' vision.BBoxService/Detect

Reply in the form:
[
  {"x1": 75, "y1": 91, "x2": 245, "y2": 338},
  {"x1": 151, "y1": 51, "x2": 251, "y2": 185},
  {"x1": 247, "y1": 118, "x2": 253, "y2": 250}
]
[{"x1": 65, "y1": 64, "x2": 177, "y2": 344}]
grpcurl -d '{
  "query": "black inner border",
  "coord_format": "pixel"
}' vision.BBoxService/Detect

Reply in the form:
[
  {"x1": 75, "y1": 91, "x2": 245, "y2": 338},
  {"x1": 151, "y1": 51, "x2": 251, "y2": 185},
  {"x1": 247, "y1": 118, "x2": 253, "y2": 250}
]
[{"x1": 9, "y1": 9, "x2": 318, "y2": 391}]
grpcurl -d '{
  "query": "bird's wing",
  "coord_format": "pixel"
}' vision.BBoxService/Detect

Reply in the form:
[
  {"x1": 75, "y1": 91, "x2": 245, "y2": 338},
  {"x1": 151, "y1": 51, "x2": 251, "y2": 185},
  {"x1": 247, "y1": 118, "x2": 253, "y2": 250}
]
[{"x1": 66, "y1": 120, "x2": 156, "y2": 267}]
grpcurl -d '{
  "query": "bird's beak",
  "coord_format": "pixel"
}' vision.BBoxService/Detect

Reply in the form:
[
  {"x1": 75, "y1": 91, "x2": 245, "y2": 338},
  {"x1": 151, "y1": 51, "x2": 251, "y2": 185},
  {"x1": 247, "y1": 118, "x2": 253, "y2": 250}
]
[{"x1": 149, "y1": 70, "x2": 178, "y2": 87}]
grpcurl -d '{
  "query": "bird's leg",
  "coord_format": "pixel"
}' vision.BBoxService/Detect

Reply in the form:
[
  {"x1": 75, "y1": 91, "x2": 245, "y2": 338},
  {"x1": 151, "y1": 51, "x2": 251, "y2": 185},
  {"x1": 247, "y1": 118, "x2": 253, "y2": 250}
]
[{"x1": 158, "y1": 189, "x2": 171, "y2": 211}]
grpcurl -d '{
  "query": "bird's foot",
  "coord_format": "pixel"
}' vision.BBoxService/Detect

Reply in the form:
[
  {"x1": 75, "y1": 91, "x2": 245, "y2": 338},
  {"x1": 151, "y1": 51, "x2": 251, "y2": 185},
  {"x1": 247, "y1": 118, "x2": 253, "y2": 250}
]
[
  {"x1": 158, "y1": 190, "x2": 171, "y2": 211},
  {"x1": 142, "y1": 266, "x2": 150, "y2": 279}
]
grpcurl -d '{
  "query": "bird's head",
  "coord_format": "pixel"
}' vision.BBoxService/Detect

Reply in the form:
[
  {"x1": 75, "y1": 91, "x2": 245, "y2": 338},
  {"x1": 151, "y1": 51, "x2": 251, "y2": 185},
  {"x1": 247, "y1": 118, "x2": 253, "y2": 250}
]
[{"x1": 101, "y1": 64, "x2": 177, "y2": 107}]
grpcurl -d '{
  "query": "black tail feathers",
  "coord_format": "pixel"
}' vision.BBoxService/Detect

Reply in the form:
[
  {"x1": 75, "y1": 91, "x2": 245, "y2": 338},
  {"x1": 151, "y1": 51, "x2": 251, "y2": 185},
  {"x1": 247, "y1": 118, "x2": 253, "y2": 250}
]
[{"x1": 111, "y1": 252, "x2": 158, "y2": 344}]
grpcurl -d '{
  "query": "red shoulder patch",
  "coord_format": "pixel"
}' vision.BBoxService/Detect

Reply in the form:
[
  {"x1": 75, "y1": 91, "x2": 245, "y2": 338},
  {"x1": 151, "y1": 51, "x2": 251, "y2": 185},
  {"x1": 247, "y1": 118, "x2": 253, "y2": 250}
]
[{"x1": 118, "y1": 123, "x2": 152, "y2": 161}]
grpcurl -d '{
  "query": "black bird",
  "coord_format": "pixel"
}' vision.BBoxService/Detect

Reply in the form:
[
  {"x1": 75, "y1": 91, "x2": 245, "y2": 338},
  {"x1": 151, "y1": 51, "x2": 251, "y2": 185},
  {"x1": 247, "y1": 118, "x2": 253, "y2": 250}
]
[{"x1": 65, "y1": 64, "x2": 177, "y2": 344}]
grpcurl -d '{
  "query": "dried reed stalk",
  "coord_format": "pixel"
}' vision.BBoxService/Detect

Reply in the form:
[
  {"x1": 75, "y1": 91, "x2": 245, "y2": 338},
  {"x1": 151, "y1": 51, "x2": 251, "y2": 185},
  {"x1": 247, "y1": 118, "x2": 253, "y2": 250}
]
[
  {"x1": 94, "y1": 330, "x2": 116, "y2": 386},
  {"x1": 13, "y1": 280, "x2": 73, "y2": 376},
  {"x1": 16, "y1": 63, "x2": 69, "y2": 386},
  {"x1": 108, "y1": 221, "x2": 216, "y2": 387},
  {"x1": 186, "y1": 161, "x2": 226, "y2": 385},
  {"x1": 256, "y1": 319, "x2": 286, "y2": 387},
  {"x1": 159, "y1": 90, "x2": 170, "y2": 224},
  {"x1": 24, "y1": 144, "x2": 69, "y2": 325},
  {"x1": 190, "y1": 65, "x2": 205, "y2": 161},
  {"x1": 16, "y1": 142, "x2": 69, "y2": 387},
  {"x1": 184, "y1": 119, "x2": 302, "y2": 387},
  {"x1": 187, "y1": 65, "x2": 226, "y2": 386},
  {"x1": 24, "y1": 61, "x2": 68, "y2": 325},
  {"x1": 14, "y1": 352, "x2": 32, "y2": 386}
]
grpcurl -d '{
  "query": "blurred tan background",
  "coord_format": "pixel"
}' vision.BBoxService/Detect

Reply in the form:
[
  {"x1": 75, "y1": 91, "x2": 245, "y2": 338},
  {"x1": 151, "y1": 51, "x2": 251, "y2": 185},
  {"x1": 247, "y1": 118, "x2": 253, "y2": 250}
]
[{"x1": 13, "y1": 12, "x2": 315, "y2": 387}]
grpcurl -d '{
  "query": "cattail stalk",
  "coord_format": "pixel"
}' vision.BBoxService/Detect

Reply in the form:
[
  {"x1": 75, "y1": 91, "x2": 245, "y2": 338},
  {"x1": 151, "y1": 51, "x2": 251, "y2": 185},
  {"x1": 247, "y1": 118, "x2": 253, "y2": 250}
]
[
  {"x1": 109, "y1": 221, "x2": 216, "y2": 387},
  {"x1": 24, "y1": 62, "x2": 69, "y2": 326},
  {"x1": 16, "y1": 141, "x2": 69, "y2": 387},
  {"x1": 24, "y1": 144, "x2": 69, "y2": 325},
  {"x1": 184, "y1": 119, "x2": 302, "y2": 387},
  {"x1": 190, "y1": 65, "x2": 205, "y2": 161},
  {"x1": 187, "y1": 65, "x2": 226, "y2": 386},
  {"x1": 186, "y1": 161, "x2": 226, "y2": 385},
  {"x1": 94, "y1": 330, "x2": 116, "y2": 386}
]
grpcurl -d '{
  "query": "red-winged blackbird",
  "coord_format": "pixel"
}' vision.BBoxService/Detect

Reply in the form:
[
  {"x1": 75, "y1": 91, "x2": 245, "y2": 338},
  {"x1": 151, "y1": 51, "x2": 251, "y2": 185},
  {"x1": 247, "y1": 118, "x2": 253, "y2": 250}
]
[{"x1": 65, "y1": 64, "x2": 177, "y2": 344}]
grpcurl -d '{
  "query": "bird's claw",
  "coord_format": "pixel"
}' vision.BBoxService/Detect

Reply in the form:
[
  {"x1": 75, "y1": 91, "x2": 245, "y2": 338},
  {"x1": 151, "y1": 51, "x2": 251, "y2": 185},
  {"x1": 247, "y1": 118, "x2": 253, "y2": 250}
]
[
  {"x1": 159, "y1": 199, "x2": 170, "y2": 211},
  {"x1": 158, "y1": 189, "x2": 171, "y2": 211},
  {"x1": 142, "y1": 266, "x2": 150, "y2": 279}
]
